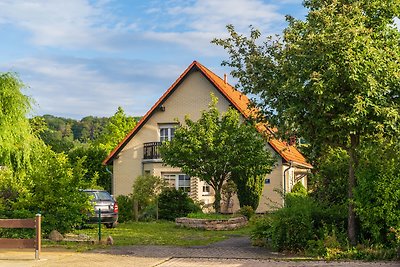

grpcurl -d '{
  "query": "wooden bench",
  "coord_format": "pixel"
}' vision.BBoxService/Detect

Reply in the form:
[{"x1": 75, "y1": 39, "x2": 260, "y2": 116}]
[{"x1": 0, "y1": 214, "x2": 42, "y2": 260}]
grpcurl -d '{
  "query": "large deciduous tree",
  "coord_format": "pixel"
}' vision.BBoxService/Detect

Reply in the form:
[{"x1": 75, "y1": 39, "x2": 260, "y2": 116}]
[
  {"x1": 160, "y1": 96, "x2": 274, "y2": 213},
  {"x1": 94, "y1": 106, "x2": 137, "y2": 153},
  {"x1": 214, "y1": 0, "x2": 400, "y2": 244}
]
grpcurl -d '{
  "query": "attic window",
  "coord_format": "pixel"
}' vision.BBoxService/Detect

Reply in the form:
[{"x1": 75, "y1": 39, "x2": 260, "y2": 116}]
[{"x1": 159, "y1": 123, "x2": 178, "y2": 142}]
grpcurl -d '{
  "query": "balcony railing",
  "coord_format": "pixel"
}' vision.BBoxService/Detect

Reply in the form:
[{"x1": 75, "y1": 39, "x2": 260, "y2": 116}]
[{"x1": 143, "y1": 142, "x2": 162, "y2": 159}]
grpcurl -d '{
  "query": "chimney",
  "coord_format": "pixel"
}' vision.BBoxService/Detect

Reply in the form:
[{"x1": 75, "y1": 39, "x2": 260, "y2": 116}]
[{"x1": 224, "y1": 74, "x2": 227, "y2": 84}]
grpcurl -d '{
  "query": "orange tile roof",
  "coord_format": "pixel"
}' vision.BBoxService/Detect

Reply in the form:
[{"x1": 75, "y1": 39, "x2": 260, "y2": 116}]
[{"x1": 103, "y1": 61, "x2": 312, "y2": 168}]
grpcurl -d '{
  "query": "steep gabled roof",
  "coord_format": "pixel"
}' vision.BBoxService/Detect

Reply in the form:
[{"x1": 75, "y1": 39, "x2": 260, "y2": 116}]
[{"x1": 103, "y1": 61, "x2": 312, "y2": 168}]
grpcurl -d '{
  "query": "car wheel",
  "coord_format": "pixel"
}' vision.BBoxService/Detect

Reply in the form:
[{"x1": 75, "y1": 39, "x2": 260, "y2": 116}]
[{"x1": 105, "y1": 222, "x2": 117, "y2": 228}]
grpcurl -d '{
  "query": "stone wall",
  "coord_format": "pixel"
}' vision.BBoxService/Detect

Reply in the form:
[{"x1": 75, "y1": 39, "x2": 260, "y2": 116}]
[{"x1": 175, "y1": 216, "x2": 247, "y2": 230}]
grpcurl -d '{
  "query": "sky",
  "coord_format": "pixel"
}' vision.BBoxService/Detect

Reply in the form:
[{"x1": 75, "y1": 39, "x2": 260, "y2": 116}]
[{"x1": 0, "y1": 0, "x2": 306, "y2": 119}]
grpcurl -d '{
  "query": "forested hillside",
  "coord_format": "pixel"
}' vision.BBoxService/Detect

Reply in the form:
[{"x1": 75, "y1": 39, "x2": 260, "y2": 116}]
[{"x1": 34, "y1": 114, "x2": 141, "y2": 153}]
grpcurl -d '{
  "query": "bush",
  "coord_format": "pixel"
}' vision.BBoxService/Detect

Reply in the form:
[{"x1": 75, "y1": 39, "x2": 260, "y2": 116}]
[
  {"x1": 291, "y1": 182, "x2": 307, "y2": 195},
  {"x1": 252, "y1": 193, "x2": 347, "y2": 252},
  {"x1": 116, "y1": 195, "x2": 133, "y2": 223},
  {"x1": 237, "y1": 205, "x2": 255, "y2": 220},
  {"x1": 0, "y1": 148, "x2": 94, "y2": 235},
  {"x1": 158, "y1": 188, "x2": 201, "y2": 221},
  {"x1": 132, "y1": 175, "x2": 165, "y2": 212}
]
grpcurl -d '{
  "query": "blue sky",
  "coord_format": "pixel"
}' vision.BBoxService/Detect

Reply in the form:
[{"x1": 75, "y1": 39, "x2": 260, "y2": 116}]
[{"x1": 0, "y1": 0, "x2": 306, "y2": 119}]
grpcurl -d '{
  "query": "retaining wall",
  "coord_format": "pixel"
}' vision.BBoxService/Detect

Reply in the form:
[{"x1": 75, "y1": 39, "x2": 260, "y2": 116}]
[{"x1": 175, "y1": 216, "x2": 247, "y2": 230}]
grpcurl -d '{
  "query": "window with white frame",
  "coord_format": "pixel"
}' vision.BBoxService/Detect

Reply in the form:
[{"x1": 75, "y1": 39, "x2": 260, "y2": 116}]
[
  {"x1": 202, "y1": 183, "x2": 211, "y2": 195},
  {"x1": 163, "y1": 174, "x2": 176, "y2": 188},
  {"x1": 162, "y1": 173, "x2": 190, "y2": 193},
  {"x1": 159, "y1": 124, "x2": 176, "y2": 142},
  {"x1": 178, "y1": 174, "x2": 190, "y2": 193}
]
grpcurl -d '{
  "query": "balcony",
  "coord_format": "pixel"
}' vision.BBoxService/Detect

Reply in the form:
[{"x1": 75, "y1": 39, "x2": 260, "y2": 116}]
[{"x1": 143, "y1": 142, "x2": 162, "y2": 160}]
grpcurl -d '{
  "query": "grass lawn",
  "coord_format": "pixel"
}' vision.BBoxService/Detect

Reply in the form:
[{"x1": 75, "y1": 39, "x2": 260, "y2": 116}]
[{"x1": 43, "y1": 220, "x2": 254, "y2": 250}]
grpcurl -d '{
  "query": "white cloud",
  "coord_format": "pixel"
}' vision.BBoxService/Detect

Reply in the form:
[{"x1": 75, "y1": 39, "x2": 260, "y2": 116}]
[
  {"x1": 166, "y1": 0, "x2": 281, "y2": 33},
  {"x1": 0, "y1": 0, "x2": 133, "y2": 50},
  {"x1": 1, "y1": 57, "x2": 183, "y2": 118},
  {"x1": 0, "y1": 0, "x2": 285, "y2": 54}
]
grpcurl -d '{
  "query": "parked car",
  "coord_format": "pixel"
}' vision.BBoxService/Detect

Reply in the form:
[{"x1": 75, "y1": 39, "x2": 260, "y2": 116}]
[{"x1": 82, "y1": 189, "x2": 118, "y2": 228}]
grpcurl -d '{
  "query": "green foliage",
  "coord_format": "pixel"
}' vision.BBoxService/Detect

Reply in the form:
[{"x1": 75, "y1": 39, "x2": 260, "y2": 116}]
[
  {"x1": 215, "y1": 0, "x2": 400, "y2": 244},
  {"x1": 116, "y1": 195, "x2": 133, "y2": 223},
  {"x1": 26, "y1": 148, "x2": 94, "y2": 234},
  {"x1": 252, "y1": 194, "x2": 347, "y2": 252},
  {"x1": 39, "y1": 114, "x2": 108, "y2": 145},
  {"x1": 309, "y1": 147, "x2": 349, "y2": 205},
  {"x1": 0, "y1": 72, "x2": 36, "y2": 172},
  {"x1": 0, "y1": 146, "x2": 95, "y2": 235},
  {"x1": 160, "y1": 95, "x2": 274, "y2": 212},
  {"x1": 291, "y1": 182, "x2": 307, "y2": 195},
  {"x1": 94, "y1": 106, "x2": 137, "y2": 153},
  {"x1": 355, "y1": 140, "x2": 400, "y2": 248},
  {"x1": 132, "y1": 174, "x2": 165, "y2": 214},
  {"x1": 237, "y1": 205, "x2": 255, "y2": 220},
  {"x1": 68, "y1": 145, "x2": 110, "y2": 192},
  {"x1": 158, "y1": 188, "x2": 202, "y2": 221}
]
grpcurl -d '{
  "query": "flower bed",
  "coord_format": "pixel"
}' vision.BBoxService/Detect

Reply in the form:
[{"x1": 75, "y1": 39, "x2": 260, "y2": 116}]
[{"x1": 175, "y1": 216, "x2": 247, "y2": 230}]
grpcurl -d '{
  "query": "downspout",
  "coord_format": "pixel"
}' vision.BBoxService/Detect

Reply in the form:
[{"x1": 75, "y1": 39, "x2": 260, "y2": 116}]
[
  {"x1": 283, "y1": 161, "x2": 293, "y2": 207},
  {"x1": 105, "y1": 166, "x2": 113, "y2": 195}
]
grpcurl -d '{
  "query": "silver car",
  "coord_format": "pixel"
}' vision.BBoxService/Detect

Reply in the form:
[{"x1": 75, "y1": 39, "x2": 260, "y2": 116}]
[{"x1": 83, "y1": 189, "x2": 118, "y2": 228}]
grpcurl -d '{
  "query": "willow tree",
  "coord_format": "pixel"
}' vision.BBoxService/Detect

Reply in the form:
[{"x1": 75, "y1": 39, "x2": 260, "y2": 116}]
[
  {"x1": 214, "y1": 0, "x2": 400, "y2": 244},
  {"x1": 160, "y1": 96, "x2": 274, "y2": 213},
  {"x1": 0, "y1": 72, "x2": 37, "y2": 171}
]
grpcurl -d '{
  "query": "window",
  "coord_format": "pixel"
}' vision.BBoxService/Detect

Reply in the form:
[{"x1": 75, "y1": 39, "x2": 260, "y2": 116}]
[
  {"x1": 162, "y1": 173, "x2": 190, "y2": 193},
  {"x1": 163, "y1": 174, "x2": 176, "y2": 188},
  {"x1": 202, "y1": 183, "x2": 211, "y2": 195},
  {"x1": 159, "y1": 124, "x2": 176, "y2": 142},
  {"x1": 178, "y1": 174, "x2": 190, "y2": 193}
]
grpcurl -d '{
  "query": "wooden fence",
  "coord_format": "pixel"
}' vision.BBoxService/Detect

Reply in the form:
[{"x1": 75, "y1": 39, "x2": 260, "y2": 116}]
[{"x1": 0, "y1": 214, "x2": 41, "y2": 260}]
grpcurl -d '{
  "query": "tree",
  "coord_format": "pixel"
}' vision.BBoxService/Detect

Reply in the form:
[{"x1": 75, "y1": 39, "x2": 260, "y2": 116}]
[
  {"x1": 68, "y1": 145, "x2": 110, "y2": 191},
  {"x1": 0, "y1": 72, "x2": 36, "y2": 171},
  {"x1": 160, "y1": 96, "x2": 274, "y2": 213},
  {"x1": 230, "y1": 119, "x2": 275, "y2": 210},
  {"x1": 355, "y1": 140, "x2": 400, "y2": 246},
  {"x1": 94, "y1": 107, "x2": 137, "y2": 153},
  {"x1": 214, "y1": 0, "x2": 400, "y2": 244},
  {"x1": 0, "y1": 73, "x2": 94, "y2": 234}
]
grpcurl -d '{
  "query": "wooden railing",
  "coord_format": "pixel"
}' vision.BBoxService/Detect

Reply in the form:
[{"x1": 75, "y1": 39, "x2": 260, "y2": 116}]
[
  {"x1": 143, "y1": 142, "x2": 162, "y2": 159},
  {"x1": 0, "y1": 214, "x2": 42, "y2": 260}
]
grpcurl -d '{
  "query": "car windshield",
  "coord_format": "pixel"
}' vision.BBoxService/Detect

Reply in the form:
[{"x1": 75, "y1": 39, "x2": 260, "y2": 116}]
[{"x1": 87, "y1": 191, "x2": 112, "y2": 201}]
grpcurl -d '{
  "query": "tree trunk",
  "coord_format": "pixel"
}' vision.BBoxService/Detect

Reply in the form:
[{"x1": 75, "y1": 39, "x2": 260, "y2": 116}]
[
  {"x1": 214, "y1": 188, "x2": 222, "y2": 213},
  {"x1": 347, "y1": 134, "x2": 359, "y2": 246}
]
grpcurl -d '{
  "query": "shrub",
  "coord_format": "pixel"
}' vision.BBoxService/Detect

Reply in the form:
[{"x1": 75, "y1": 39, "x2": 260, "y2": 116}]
[
  {"x1": 291, "y1": 182, "x2": 307, "y2": 195},
  {"x1": 132, "y1": 174, "x2": 165, "y2": 219},
  {"x1": 237, "y1": 205, "x2": 255, "y2": 220},
  {"x1": 158, "y1": 188, "x2": 201, "y2": 221},
  {"x1": 252, "y1": 193, "x2": 347, "y2": 252},
  {"x1": 0, "y1": 148, "x2": 94, "y2": 235},
  {"x1": 132, "y1": 175, "x2": 165, "y2": 207},
  {"x1": 116, "y1": 195, "x2": 133, "y2": 223}
]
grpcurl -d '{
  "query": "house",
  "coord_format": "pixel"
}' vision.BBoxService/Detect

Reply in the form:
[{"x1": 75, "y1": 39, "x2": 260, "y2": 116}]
[{"x1": 103, "y1": 61, "x2": 312, "y2": 212}]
